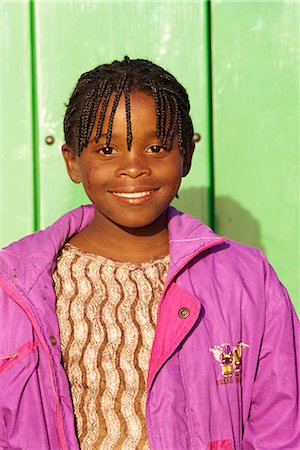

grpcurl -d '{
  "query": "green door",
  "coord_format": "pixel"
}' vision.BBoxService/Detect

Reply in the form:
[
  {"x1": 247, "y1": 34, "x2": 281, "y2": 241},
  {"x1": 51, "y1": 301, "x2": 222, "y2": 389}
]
[
  {"x1": 1, "y1": 1, "x2": 299, "y2": 313},
  {"x1": 211, "y1": 1, "x2": 299, "y2": 306},
  {"x1": 31, "y1": 0, "x2": 211, "y2": 229}
]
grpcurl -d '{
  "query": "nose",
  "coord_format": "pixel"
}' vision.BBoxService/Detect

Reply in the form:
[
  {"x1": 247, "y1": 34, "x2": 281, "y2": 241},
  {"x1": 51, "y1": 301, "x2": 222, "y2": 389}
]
[{"x1": 116, "y1": 150, "x2": 150, "y2": 178}]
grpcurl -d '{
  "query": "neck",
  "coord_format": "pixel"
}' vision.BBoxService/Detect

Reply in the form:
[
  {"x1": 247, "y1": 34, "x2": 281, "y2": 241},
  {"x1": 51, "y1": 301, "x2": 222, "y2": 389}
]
[{"x1": 69, "y1": 211, "x2": 170, "y2": 263}]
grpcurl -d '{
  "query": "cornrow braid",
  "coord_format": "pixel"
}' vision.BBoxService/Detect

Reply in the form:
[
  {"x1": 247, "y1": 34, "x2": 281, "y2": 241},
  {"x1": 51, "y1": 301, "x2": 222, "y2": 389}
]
[
  {"x1": 64, "y1": 57, "x2": 194, "y2": 172},
  {"x1": 82, "y1": 80, "x2": 107, "y2": 151},
  {"x1": 95, "y1": 84, "x2": 113, "y2": 144},
  {"x1": 105, "y1": 74, "x2": 126, "y2": 147},
  {"x1": 159, "y1": 89, "x2": 166, "y2": 142},
  {"x1": 78, "y1": 88, "x2": 97, "y2": 151},
  {"x1": 124, "y1": 79, "x2": 132, "y2": 151},
  {"x1": 146, "y1": 77, "x2": 161, "y2": 139},
  {"x1": 177, "y1": 110, "x2": 183, "y2": 156},
  {"x1": 168, "y1": 96, "x2": 178, "y2": 150},
  {"x1": 163, "y1": 93, "x2": 172, "y2": 146}
]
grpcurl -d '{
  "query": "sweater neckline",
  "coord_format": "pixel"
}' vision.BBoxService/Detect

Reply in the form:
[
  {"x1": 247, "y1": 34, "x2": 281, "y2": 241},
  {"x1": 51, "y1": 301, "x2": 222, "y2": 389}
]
[{"x1": 61, "y1": 243, "x2": 170, "y2": 269}]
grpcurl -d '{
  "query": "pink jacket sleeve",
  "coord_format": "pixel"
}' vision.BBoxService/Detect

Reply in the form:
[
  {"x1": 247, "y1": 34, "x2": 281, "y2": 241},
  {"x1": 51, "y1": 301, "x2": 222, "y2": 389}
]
[{"x1": 243, "y1": 257, "x2": 300, "y2": 449}]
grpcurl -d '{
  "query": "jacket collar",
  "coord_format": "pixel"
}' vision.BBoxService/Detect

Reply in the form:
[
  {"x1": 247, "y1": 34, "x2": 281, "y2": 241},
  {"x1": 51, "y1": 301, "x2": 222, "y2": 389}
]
[
  {"x1": 1, "y1": 205, "x2": 224, "y2": 293},
  {"x1": 166, "y1": 206, "x2": 225, "y2": 282},
  {"x1": 0, "y1": 205, "x2": 94, "y2": 293}
]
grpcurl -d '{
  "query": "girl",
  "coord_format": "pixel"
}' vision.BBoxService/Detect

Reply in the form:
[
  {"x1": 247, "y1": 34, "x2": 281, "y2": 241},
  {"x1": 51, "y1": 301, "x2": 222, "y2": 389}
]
[{"x1": 0, "y1": 57, "x2": 299, "y2": 450}]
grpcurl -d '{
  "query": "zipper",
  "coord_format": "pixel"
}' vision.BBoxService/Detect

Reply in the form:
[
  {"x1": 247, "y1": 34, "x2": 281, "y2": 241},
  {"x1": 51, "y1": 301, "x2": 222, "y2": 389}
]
[{"x1": 0, "y1": 274, "x2": 68, "y2": 450}]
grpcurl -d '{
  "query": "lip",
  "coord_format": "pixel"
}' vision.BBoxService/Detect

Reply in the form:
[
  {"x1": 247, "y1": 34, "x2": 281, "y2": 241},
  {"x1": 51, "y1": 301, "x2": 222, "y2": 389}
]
[
  {"x1": 109, "y1": 188, "x2": 159, "y2": 204},
  {"x1": 108, "y1": 185, "x2": 159, "y2": 194}
]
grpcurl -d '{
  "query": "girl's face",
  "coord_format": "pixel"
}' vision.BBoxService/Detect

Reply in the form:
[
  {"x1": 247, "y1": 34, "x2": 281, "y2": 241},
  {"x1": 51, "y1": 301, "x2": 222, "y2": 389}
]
[{"x1": 63, "y1": 90, "x2": 186, "y2": 233}]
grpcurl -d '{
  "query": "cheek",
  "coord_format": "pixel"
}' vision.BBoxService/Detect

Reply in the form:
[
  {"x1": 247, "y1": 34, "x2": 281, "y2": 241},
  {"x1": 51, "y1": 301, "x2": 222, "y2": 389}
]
[
  {"x1": 81, "y1": 164, "x2": 102, "y2": 189},
  {"x1": 167, "y1": 158, "x2": 184, "y2": 183}
]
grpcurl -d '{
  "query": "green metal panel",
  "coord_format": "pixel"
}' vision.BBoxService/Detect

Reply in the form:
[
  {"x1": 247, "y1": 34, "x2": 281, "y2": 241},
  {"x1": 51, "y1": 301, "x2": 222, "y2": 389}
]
[
  {"x1": 0, "y1": 2, "x2": 35, "y2": 247},
  {"x1": 211, "y1": 2, "x2": 299, "y2": 311},
  {"x1": 32, "y1": 0, "x2": 212, "y2": 227}
]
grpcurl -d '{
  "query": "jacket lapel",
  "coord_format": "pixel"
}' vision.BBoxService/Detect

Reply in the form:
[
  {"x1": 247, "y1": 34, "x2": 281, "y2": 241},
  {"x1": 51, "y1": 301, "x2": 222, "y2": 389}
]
[{"x1": 147, "y1": 207, "x2": 225, "y2": 391}]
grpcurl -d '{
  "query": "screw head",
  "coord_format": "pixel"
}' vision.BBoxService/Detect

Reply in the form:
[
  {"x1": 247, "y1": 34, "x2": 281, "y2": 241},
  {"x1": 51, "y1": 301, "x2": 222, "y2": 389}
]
[
  {"x1": 193, "y1": 133, "x2": 201, "y2": 143},
  {"x1": 45, "y1": 135, "x2": 55, "y2": 145}
]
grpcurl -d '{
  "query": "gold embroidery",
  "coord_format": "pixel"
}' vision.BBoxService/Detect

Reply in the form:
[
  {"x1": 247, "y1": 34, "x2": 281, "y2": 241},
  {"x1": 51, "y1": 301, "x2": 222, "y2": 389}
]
[{"x1": 209, "y1": 342, "x2": 249, "y2": 384}]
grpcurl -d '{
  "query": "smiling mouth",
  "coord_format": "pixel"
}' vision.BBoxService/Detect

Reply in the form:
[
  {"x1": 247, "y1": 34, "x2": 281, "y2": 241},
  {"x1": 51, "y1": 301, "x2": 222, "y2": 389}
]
[{"x1": 112, "y1": 191, "x2": 153, "y2": 199}]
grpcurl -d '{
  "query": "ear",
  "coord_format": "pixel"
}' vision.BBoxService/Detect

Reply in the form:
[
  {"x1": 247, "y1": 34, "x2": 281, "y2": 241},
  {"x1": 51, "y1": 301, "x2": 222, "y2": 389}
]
[
  {"x1": 61, "y1": 144, "x2": 82, "y2": 184},
  {"x1": 182, "y1": 140, "x2": 195, "y2": 177}
]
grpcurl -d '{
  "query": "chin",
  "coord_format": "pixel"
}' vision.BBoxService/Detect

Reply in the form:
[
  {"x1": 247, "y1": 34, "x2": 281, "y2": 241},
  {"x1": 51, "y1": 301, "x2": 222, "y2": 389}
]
[{"x1": 115, "y1": 213, "x2": 167, "y2": 231}]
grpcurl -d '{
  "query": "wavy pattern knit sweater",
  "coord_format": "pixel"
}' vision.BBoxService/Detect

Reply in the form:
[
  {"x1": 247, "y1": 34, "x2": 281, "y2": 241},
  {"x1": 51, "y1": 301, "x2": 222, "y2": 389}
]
[{"x1": 53, "y1": 243, "x2": 169, "y2": 449}]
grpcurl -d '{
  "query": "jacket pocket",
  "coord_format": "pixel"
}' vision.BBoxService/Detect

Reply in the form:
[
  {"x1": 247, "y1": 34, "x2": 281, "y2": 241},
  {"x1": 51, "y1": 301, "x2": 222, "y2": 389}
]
[
  {"x1": 208, "y1": 440, "x2": 233, "y2": 450},
  {"x1": 0, "y1": 341, "x2": 36, "y2": 375}
]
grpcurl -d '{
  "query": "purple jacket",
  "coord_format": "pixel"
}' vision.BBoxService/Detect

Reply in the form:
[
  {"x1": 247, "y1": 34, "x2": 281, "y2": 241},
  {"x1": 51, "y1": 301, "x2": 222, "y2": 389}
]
[{"x1": 0, "y1": 205, "x2": 299, "y2": 450}]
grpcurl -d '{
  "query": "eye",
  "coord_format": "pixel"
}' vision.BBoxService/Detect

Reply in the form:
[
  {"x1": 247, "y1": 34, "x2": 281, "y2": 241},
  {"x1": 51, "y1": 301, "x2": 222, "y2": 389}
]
[
  {"x1": 98, "y1": 146, "x2": 116, "y2": 156},
  {"x1": 146, "y1": 145, "x2": 166, "y2": 154}
]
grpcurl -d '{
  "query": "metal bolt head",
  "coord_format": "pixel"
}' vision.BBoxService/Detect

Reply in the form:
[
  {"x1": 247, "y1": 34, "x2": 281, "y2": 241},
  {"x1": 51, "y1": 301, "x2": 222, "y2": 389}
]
[
  {"x1": 45, "y1": 135, "x2": 55, "y2": 145},
  {"x1": 193, "y1": 133, "x2": 201, "y2": 143}
]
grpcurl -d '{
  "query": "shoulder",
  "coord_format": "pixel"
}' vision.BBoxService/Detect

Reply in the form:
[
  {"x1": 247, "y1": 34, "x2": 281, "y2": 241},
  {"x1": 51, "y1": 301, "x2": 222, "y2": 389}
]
[
  {"x1": 204, "y1": 238, "x2": 294, "y2": 316},
  {"x1": 168, "y1": 206, "x2": 266, "y2": 268},
  {"x1": 222, "y1": 237, "x2": 267, "y2": 270},
  {"x1": 1, "y1": 205, "x2": 94, "y2": 258},
  {"x1": 170, "y1": 208, "x2": 293, "y2": 314},
  {"x1": 0, "y1": 205, "x2": 94, "y2": 292}
]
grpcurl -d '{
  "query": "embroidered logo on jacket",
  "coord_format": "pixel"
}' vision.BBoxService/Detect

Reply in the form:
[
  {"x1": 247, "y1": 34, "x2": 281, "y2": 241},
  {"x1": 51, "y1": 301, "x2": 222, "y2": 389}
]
[{"x1": 209, "y1": 342, "x2": 249, "y2": 385}]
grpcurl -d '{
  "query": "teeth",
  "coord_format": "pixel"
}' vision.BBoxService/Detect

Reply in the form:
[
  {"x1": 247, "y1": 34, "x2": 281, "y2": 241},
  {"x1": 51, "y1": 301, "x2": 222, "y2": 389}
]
[{"x1": 113, "y1": 191, "x2": 151, "y2": 198}]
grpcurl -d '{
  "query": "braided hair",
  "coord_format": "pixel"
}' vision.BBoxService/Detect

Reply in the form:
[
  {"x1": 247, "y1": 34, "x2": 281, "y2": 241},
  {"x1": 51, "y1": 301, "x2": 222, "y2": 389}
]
[{"x1": 64, "y1": 57, "x2": 194, "y2": 168}]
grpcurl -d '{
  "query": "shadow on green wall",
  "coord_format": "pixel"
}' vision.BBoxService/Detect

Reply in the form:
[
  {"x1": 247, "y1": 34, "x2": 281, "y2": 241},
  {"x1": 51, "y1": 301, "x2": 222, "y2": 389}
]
[
  {"x1": 174, "y1": 187, "x2": 265, "y2": 253},
  {"x1": 214, "y1": 196, "x2": 265, "y2": 253}
]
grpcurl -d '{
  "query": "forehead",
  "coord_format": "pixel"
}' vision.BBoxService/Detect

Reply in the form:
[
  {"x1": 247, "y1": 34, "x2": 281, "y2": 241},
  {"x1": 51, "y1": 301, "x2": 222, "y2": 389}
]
[
  {"x1": 93, "y1": 90, "x2": 157, "y2": 134},
  {"x1": 106, "y1": 89, "x2": 154, "y2": 115}
]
